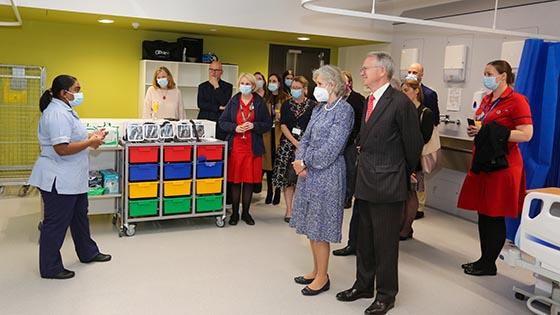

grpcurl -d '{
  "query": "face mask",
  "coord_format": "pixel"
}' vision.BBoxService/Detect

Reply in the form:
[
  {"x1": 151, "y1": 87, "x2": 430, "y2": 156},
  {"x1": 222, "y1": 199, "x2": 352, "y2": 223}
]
[
  {"x1": 291, "y1": 89, "x2": 303, "y2": 99},
  {"x1": 284, "y1": 79, "x2": 293, "y2": 88},
  {"x1": 66, "y1": 91, "x2": 84, "y2": 107},
  {"x1": 405, "y1": 74, "x2": 418, "y2": 81},
  {"x1": 268, "y1": 83, "x2": 278, "y2": 92},
  {"x1": 483, "y1": 76, "x2": 499, "y2": 90},
  {"x1": 257, "y1": 80, "x2": 264, "y2": 89},
  {"x1": 313, "y1": 87, "x2": 329, "y2": 102},
  {"x1": 157, "y1": 78, "x2": 168, "y2": 88},
  {"x1": 239, "y1": 84, "x2": 252, "y2": 95}
]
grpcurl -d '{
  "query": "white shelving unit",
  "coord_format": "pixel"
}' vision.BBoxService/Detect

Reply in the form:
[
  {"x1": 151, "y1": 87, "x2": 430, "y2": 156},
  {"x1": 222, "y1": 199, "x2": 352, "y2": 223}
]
[
  {"x1": 139, "y1": 60, "x2": 238, "y2": 118},
  {"x1": 88, "y1": 146, "x2": 123, "y2": 217}
]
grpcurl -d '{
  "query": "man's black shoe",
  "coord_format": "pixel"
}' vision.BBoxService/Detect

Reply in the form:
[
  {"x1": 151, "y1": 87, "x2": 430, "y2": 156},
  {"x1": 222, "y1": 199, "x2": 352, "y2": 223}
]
[
  {"x1": 336, "y1": 288, "x2": 374, "y2": 302},
  {"x1": 332, "y1": 245, "x2": 356, "y2": 256},
  {"x1": 364, "y1": 299, "x2": 395, "y2": 315}
]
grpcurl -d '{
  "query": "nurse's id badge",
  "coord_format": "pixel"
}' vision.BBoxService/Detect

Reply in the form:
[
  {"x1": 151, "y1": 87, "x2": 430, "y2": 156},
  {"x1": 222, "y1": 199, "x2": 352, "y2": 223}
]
[{"x1": 292, "y1": 127, "x2": 301, "y2": 136}]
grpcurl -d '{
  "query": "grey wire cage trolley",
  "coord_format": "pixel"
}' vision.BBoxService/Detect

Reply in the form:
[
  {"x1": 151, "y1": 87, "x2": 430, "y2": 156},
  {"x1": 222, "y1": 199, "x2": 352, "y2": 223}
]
[
  {"x1": 119, "y1": 140, "x2": 228, "y2": 236},
  {"x1": 0, "y1": 64, "x2": 45, "y2": 195}
]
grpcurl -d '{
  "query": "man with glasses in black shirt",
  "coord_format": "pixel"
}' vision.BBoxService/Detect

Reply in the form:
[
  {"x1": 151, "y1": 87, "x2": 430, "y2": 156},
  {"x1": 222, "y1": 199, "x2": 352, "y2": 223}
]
[{"x1": 197, "y1": 61, "x2": 233, "y2": 140}]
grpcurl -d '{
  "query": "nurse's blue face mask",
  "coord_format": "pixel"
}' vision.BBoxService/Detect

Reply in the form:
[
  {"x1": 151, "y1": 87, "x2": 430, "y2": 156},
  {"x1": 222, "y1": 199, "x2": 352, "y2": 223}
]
[{"x1": 65, "y1": 90, "x2": 84, "y2": 107}]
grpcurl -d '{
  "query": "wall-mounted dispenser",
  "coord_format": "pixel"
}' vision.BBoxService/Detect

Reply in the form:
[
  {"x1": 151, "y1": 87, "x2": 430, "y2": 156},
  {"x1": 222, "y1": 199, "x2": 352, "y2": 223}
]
[
  {"x1": 501, "y1": 40, "x2": 525, "y2": 73},
  {"x1": 443, "y1": 44, "x2": 468, "y2": 83},
  {"x1": 400, "y1": 48, "x2": 419, "y2": 79},
  {"x1": 472, "y1": 89, "x2": 489, "y2": 111}
]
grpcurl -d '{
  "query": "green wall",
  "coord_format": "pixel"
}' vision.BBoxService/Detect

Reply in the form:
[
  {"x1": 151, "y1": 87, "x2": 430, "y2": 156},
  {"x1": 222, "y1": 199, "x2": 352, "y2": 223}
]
[{"x1": 0, "y1": 20, "x2": 338, "y2": 118}]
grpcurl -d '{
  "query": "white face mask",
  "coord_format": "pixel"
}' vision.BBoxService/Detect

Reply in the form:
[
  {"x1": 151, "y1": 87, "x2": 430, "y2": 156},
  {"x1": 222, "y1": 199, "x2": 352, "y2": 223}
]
[{"x1": 313, "y1": 87, "x2": 329, "y2": 102}]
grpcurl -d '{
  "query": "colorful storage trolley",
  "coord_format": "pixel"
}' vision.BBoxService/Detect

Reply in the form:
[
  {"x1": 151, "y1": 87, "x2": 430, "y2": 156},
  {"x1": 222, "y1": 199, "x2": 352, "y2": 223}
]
[{"x1": 120, "y1": 142, "x2": 227, "y2": 236}]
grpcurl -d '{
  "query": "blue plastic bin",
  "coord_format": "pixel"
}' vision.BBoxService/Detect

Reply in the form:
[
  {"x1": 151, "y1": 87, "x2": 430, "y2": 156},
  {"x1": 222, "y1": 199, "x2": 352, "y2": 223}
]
[
  {"x1": 129, "y1": 164, "x2": 159, "y2": 181},
  {"x1": 196, "y1": 161, "x2": 223, "y2": 178},
  {"x1": 164, "y1": 162, "x2": 192, "y2": 180}
]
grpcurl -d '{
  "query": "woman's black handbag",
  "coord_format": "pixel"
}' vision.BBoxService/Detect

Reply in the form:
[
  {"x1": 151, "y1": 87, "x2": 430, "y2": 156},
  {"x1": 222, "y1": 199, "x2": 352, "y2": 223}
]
[{"x1": 285, "y1": 163, "x2": 298, "y2": 183}]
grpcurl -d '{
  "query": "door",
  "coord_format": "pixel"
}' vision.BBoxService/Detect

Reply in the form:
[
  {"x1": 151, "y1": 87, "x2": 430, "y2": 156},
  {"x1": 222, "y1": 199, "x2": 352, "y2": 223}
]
[{"x1": 268, "y1": 44, "x2": 330, "y2": 97}]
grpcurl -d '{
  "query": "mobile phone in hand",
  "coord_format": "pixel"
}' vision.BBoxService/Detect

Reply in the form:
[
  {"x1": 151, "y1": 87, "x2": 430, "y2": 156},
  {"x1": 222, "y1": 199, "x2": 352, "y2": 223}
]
[{"x1": 467, "y1": 118, "x2": 475, "y2": 126}]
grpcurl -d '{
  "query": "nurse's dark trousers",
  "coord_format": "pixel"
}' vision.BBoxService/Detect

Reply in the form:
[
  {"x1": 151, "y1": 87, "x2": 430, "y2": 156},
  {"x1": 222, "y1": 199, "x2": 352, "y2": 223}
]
[{"x1": 39, "y1": 184, "x2": 99, "y2": 277}]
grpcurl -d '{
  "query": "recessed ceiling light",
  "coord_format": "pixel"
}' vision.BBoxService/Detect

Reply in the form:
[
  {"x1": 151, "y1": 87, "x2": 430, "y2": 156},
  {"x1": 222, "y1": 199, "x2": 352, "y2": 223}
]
[
  {"x1": 98, "y1": 19, "x2": 114, "y2": 24},
  {"x1": 297, "y1": 37, "x2": 310, "y2": 41},
  {"x1": 210, "y1": 29, "x2": 217, "y2": 32}
]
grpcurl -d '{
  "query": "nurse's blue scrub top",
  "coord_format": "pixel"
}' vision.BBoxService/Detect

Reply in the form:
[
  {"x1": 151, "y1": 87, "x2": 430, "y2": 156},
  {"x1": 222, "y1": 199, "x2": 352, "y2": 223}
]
[{"x1": 29, "y1": 98, "x2": 89, "y2": 194}]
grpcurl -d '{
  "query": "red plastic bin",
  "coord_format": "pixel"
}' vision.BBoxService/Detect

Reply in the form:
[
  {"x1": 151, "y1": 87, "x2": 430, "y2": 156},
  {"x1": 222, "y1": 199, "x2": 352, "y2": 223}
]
[
  {"x1": 164, "y1": 146, "x2": 193, "y2": 162},
  {"x1": 197, "y1": 145, "x2": 224, "y2": 161},
  {"x1": 129, "y1": 146, "x2": 159, "y2": 163}
]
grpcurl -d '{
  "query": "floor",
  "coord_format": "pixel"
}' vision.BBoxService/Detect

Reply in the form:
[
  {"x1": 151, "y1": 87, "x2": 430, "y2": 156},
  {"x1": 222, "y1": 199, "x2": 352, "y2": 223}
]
[{"x1": 0, "y1": 189, "x2": 536, "y2": 315}]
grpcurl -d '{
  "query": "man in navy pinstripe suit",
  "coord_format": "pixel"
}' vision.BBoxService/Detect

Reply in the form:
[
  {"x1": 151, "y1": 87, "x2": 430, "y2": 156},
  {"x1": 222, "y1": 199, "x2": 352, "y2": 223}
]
[{"x1": 336, "y1": 52, "x2": 423, "y2": 315}]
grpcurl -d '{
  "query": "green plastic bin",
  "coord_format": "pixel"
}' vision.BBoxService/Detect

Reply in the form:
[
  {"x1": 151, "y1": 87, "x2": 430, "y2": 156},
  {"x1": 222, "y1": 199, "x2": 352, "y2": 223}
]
[
  {"x1": 128, "y1": 199, "x2": 158, "y2": 217},
  {"x1": 163, "y1": 196, "x2": 192, "y2": 215},
  {"x1": 196, "y1": 194, "x2": 223, "y2": 213}
]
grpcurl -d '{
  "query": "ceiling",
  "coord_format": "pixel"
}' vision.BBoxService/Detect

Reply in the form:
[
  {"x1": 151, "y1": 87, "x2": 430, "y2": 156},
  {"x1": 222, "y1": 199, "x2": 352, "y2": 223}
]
[
  {"x1": 0, "y1": 5, "x2": 382, "y2": 47},
  {"x1": 4, "y1": 1, "x2": 537, "y2": 47}
]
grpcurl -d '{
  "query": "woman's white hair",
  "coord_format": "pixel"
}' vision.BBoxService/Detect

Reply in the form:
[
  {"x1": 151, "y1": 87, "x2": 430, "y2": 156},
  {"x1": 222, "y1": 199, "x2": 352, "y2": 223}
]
[{"x1": 312, "y1": 65, "x2": 346, "y2": 98}]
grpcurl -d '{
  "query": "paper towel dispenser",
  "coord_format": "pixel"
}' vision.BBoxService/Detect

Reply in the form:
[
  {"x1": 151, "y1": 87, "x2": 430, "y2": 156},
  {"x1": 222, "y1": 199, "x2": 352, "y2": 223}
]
[{"x1": 443, "y1": 44, "x2": 468, "y2": 83}]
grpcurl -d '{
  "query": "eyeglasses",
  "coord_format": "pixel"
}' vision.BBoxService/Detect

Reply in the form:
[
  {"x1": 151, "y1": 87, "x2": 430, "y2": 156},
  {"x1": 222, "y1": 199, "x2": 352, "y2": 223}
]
[
  {"x1": 209, "y1": 68, "x2": 223, "y2": 72},
  {"x1": 360, "y1": 66, "x2": 382, "y2": 73}
]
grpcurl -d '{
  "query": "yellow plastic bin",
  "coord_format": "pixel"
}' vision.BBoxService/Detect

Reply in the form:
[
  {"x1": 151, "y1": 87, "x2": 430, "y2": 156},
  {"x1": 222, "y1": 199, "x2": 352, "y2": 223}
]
[
  {"x1": 195, "y1": 178, "x2": 223, "y2": 195},
  {"x1": 163, "y1": 179, "x2": 192, "y2": 197},
  {"x1": 128, "y1": 181, "x2": 159, "y2": 199}
]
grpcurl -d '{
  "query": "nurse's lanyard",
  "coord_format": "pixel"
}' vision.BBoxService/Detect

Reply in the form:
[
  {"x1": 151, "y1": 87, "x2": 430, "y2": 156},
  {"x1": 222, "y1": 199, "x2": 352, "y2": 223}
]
[{"x1": 479, "y1": 89, "x2": 512, "y2": 123}]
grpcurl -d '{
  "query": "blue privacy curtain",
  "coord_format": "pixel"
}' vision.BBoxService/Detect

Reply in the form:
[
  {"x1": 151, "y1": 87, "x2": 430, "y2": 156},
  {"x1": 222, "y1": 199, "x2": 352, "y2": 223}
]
[{"x1": 506, "y1": 39, "x2": 560, "y2": 240}]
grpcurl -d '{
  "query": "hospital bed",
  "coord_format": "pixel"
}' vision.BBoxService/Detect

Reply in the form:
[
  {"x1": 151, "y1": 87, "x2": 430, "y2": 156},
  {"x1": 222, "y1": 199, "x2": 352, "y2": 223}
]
[{"x1": 501, "y1": 188, "x2": 560, "y2": 315}]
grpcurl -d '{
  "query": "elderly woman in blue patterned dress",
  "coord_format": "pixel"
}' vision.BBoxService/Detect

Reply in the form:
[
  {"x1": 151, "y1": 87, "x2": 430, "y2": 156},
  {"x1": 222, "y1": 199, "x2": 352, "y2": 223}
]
[{"x1": 290, "y1": 65, "x2": 354, "y2": 296}]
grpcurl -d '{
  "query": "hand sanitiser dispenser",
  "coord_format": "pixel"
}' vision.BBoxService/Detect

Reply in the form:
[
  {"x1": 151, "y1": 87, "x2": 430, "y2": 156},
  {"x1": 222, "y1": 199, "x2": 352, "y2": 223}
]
[{"x1": 472, "y1": 89, "x2": 489, "y2": 111}]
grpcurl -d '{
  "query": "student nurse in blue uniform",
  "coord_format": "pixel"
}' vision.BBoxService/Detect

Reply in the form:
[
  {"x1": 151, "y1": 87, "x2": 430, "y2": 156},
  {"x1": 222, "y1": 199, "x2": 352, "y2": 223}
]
[{"x1": 29, "y1": 75, "x2": 111, "y2": 280}]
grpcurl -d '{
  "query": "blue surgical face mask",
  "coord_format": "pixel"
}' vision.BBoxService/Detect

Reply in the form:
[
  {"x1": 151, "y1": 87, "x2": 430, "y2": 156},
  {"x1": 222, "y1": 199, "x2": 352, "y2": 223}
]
[
  {"x1": 257, "y1": 80, "x2": 264, "y2": 89},
  {"x1": 157, "y1": 78, "x2": 168, "y2": 88},
  {"x1": 66, "y1": 91, "x2": 84, "y2": 107},
  {"x1": 284, "y1": 79, "x2": 293, "y2": 88},
  {"x1": 483, "y1": 76, "x2": 498, "y2": 90},
  {"x1": 239, "y1": 84, "x2": 252, "y2": 95},
  {"x1": 268, "y1": 83, "x2": 278, "y2": 92},
  {"x1": 291, "y1": 89, "x2": 303, "y2": 99}
]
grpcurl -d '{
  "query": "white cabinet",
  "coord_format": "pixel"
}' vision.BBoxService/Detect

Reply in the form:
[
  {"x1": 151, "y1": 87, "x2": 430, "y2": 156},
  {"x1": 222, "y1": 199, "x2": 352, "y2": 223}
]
[{"x1": 139, "y1": 60, "x2": 238, "y2": 118}]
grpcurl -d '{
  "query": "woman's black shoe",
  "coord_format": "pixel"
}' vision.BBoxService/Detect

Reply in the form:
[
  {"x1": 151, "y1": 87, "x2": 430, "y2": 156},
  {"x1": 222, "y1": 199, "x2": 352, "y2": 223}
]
[
  {"x1": 464, "y1": 266, "x2": 497, "y2": 276},
  {"x1": 241, "y1": 213, "x2": 255, "y2": 225},
  {"x1": 265, "y1": 192, "x2": 273, "y2": 204},
  {"x1": 294, "y1": 276, "x2": 314, "y2": 285},
  {"x1": 301, "y1": 279, "x2": 330, "y2": 296},
  {"x1": 461, "y1": 260, "x2": 482, "y2": 269},
  {"x1": 284, "y1": 217, "x2": 291, "y2": 223},
  {"x1": 272, "y1": 188, "x2": 281, "y2": 205},
  {"x1": 229, "y1": 214, "x2": 239, "y2": 226},
  {"x1": 42, "y1": 269, "x2": 75, "y2": 280}
]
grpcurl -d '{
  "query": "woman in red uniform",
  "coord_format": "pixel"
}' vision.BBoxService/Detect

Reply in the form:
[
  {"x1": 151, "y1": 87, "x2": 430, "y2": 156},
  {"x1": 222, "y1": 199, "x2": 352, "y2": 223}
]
[
  {"x1": 458, "y1": 60, "x2": 533, "y2": 276},
  {"x1": 219, "y1": 73, "x2": 272, "y2": 226}
]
